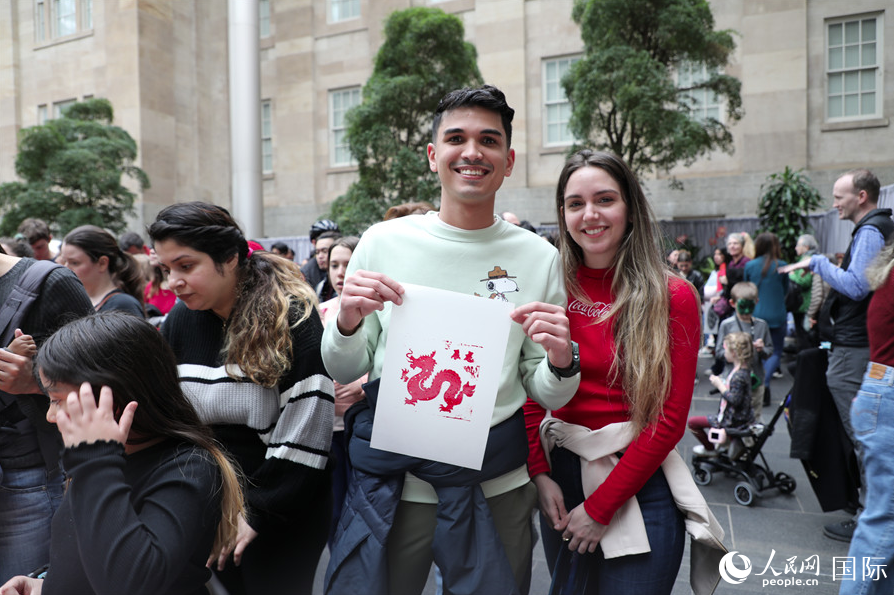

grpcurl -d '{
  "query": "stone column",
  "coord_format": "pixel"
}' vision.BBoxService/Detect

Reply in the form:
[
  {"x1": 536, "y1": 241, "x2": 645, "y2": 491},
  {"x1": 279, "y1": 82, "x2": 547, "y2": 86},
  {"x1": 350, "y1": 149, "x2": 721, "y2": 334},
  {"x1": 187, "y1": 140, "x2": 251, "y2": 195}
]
[{"x1": 228, "y1": 0, "x2": 263, "y2": 237}]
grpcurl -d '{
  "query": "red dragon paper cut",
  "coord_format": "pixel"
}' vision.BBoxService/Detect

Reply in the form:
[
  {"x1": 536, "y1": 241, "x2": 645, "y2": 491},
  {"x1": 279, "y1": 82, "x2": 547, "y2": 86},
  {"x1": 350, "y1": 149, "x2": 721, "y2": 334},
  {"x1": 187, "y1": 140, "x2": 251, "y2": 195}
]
[{"x1": 401, "y1": 349, "x2": 476, "y2": 413}]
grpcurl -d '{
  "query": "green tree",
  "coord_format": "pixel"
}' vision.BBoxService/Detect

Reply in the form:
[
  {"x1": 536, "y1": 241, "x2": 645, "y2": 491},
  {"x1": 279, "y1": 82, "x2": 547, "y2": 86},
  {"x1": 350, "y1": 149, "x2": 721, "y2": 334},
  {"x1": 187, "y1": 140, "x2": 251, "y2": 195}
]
[
  {"x1": 329, "y1": 7, "x2": 482, "y2": 234},
  {"x1": 757, "y1": 166, "x2": 825, "y2": 262},
  {"x1": 564, "y1": 0, "x2": 743, "y2": 181},
  {"x1": 0, "y1": 98, "x2": 149, "y2": 236}
]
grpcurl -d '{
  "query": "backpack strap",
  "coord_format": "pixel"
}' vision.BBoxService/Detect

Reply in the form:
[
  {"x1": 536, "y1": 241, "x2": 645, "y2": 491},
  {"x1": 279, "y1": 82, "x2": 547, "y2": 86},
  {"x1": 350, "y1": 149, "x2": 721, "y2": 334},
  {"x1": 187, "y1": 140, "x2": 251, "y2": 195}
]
[{"x1": 0, "y1": 260, "x2": 62, "y2": 348}]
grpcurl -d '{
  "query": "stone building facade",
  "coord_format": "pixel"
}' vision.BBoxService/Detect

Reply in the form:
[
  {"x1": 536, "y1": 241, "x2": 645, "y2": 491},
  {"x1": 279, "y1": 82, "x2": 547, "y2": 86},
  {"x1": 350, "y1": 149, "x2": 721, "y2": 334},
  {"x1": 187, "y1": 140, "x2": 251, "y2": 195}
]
[{"x1": 0, "y1": 0, "x2": 891, "y2": 236}]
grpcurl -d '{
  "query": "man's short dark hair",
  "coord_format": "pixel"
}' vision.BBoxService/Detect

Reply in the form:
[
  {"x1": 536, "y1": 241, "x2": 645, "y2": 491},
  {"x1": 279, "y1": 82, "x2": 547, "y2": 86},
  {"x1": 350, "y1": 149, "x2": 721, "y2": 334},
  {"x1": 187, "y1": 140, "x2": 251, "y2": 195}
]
[
  {"x1": 17, "y1": 218, "x2": 51, "y2": 243},
  {"x1": 845, "y1": 169, "x2": 880, "y2": 203},
  {"x1": 119, "y1": 231, "x2": 145, "y2": 252},
  {"x1": 431, "y1": 85, "x2": 515, "y2": 148}
]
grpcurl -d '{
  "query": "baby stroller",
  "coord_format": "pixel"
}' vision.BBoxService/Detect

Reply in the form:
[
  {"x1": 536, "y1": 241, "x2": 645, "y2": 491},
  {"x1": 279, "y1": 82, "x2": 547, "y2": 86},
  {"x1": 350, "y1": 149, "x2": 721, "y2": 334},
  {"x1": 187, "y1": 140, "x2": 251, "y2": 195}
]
[{"x1": 691, "y1": 393, "x2": 797, "y2": 506}]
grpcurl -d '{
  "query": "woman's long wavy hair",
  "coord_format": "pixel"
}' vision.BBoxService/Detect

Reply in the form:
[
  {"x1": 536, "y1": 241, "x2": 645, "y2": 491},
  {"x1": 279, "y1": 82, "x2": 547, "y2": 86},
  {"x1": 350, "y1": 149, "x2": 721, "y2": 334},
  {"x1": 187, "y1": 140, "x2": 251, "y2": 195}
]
[
  {"x1": 555, "y1": 150, "x2": 678, "y2": 432},
  {"x1": 148, "y1": 201, "x2": 316, "y2": 387},
  {"x1": 35, "y1": 312, "x2": 244, "y2": 558},
  {"x1": 63, "y1": 225, "x2": 145, "y2": 308}
]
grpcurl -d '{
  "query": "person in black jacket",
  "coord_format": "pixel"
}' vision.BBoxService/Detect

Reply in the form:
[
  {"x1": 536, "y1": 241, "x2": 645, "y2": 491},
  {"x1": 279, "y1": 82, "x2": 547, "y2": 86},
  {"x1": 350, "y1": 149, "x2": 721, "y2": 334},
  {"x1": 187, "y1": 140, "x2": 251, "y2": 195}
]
[
  {"x1": 0, "y1": 312, "x2": 244, "y2": 595},
  {"x1": 0, "y1": 251, "x2": 93, "y2": 583}
]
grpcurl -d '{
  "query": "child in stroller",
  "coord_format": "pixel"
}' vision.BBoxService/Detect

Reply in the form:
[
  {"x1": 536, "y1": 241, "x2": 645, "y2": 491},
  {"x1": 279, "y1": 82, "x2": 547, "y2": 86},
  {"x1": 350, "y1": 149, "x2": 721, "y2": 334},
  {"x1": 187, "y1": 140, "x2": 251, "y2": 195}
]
[
  {"x1": 689, "y1": 331, "x2": 755, "y2": 456},
  {"x1": 688, "y1": 331, "x2": 797, "y2": 505}
]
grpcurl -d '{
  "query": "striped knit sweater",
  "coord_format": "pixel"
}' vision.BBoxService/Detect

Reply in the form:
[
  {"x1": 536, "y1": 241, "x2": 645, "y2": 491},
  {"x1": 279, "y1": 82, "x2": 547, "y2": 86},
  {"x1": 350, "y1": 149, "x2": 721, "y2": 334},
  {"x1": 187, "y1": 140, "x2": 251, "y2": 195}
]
[{"x1": 161, "y1": 301, "x2": 334, "y2": 535}]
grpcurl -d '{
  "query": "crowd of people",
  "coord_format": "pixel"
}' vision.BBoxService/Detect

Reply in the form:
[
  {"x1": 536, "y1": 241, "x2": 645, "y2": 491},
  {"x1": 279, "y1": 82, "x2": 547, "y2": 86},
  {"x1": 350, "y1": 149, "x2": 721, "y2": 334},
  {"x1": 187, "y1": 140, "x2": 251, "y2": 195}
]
[{"x1": 0, "y1": 84, "x2": 891, "y2": 595}]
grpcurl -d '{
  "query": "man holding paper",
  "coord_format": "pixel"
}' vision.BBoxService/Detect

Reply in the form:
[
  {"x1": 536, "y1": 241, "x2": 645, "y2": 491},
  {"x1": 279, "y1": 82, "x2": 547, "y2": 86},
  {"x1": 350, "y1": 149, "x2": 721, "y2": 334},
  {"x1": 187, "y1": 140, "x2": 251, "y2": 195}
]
[{"x1": 321, "y1": 85, "x2": 580, "y2": 595}]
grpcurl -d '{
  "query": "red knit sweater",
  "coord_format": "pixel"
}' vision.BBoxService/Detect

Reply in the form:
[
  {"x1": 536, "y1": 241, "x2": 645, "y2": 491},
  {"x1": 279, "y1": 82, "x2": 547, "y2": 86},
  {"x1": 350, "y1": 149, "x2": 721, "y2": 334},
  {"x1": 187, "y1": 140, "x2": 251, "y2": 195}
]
[{"x1": 524, "y1": 266, "x2": 701, "y2": 525}]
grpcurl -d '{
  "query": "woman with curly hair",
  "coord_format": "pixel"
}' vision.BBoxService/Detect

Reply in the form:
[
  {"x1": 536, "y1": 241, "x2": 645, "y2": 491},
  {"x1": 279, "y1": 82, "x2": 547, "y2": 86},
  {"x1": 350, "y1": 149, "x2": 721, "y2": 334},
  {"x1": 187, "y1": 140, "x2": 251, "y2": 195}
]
[
  {"x1": 525, "y1": 150, "x2": 710, "y2": 593},
  {"x1": 148, "y1": 202, "x2": 334, "y2": 595}
]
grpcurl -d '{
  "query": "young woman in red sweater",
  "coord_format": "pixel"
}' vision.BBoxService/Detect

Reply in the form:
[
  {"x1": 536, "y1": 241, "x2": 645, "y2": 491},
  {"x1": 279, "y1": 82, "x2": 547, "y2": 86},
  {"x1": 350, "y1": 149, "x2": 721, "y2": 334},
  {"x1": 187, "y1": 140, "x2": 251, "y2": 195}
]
[{"x1": 525, "y1": 150, "x2": 701, "y2": 593}]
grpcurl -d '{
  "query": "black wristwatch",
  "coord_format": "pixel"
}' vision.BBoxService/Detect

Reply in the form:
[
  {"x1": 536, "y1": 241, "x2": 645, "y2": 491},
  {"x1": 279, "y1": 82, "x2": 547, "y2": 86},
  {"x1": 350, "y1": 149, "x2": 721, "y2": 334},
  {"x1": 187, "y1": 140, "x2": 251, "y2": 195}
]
[{"x1": 548, "y1": 341, "x2": 580, "y2": 379}]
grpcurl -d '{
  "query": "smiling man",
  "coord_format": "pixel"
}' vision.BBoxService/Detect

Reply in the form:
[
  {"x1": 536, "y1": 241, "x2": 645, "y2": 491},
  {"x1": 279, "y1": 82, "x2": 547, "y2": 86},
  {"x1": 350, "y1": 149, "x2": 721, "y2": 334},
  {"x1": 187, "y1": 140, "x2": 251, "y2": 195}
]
[
  {"x1": 782, "y1": 169, "x2": 893, "y2": 543},
  {"x1": 322, "y1": 86, "x2": 579, "y2": 595}
]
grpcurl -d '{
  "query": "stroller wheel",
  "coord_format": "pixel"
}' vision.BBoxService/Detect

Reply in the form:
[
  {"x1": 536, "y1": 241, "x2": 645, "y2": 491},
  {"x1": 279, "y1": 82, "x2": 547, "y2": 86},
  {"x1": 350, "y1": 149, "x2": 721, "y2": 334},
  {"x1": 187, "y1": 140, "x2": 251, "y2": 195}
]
[
  {"x1": 734, "y1": 482, "x2": 755, "y2": 506},
  {"x1": 693, "y1": 466, "x2": 712, "y2": 486},
  {"x1": 775, "y1": 472, "x2": 797, "y2": 494}
]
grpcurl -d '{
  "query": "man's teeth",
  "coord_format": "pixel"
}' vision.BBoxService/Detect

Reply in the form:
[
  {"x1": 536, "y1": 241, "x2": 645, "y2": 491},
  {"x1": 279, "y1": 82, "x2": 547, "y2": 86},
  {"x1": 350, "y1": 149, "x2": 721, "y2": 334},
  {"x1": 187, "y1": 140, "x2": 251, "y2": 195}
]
[{"x1": 458, "y1": 168, "x2": 486, "y2": 175}]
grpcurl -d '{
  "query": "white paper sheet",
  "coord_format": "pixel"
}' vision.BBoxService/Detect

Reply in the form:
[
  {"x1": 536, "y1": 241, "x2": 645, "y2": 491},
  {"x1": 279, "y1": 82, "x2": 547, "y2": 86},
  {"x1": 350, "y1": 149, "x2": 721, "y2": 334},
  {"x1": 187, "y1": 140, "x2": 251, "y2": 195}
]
[{"x1": 370, "y1": 283, "x2": 514, "y2": 469}]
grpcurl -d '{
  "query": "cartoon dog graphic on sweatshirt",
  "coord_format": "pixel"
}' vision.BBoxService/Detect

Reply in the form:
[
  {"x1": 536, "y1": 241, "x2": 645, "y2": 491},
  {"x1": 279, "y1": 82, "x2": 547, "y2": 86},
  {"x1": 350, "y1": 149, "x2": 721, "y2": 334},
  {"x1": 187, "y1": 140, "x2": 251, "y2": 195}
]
[{"x1": 480, "y1": 266, "x2": 519, "y2": 301}]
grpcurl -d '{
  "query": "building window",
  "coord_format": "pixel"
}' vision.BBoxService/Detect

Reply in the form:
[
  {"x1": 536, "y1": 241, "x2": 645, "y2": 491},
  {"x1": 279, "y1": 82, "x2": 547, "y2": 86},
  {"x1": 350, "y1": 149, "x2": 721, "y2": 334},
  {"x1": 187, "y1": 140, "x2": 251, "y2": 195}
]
[
  {"x1": 677, "y1": 62, "x2": 722, "y2": 123},
  {"x1": 330, "y1": 87, "x2": 360, "y2": 167},
  {"x1": 54, "y1": 0, "x2": 77, "y2": 37},
  {"x1": 259, "y1": 0, "x2": 271, "y2": 38},
  {"x1": 36, "y1": 0, "x2": 46, "y2": 42},
  {"x1": 826, "y1": 15, "x2": 882, "y2": 121},
  {"x1": 261, "y1": 100, "x2": 273, "y2": 173},
  {"x1": 37, "y1": 104, "x2": 48, "y2": 125},
  {"x1": 543, "y1": 57, "x2": 578, "y2": 146},
  {"x1": 53, "y1": 99, "x2": 76, "y2": 119},
  {"x1": 329, "y1": 0, "x2": 360, "y2": 23},
  {"x1": 35, "y1": 0, "x2": 92, "y2": 42}
]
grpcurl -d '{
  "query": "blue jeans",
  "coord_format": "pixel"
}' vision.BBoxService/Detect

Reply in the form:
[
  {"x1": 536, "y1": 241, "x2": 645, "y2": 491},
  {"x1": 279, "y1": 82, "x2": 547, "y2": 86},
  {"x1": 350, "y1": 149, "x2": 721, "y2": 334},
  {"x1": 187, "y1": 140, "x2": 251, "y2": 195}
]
[
  {"x1": 841, "y1": 363, "x2": 894, "y2": 595},
  {"x1": 763, "y1": 325, "x2": 787, "y2": 388},
  {"x1": 540, "y1": 447, "x2": 685, "y2": 595},
  {"x1": 0, "y1": 465, "x2": 64, "y2": 582}
]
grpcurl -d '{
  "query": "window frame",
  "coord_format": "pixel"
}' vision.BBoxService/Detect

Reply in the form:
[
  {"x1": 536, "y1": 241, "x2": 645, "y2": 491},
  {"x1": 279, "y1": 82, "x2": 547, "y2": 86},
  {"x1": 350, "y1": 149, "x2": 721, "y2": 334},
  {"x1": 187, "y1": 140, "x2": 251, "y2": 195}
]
[
  {"x1": 34, "y1": 0, "x2": 93, "y2": 44},
  {"x1": 676, "y1": 61, "x2": 724, "y2": 125},
  {"x1": 259, "y1": 0, "x2": 271, "y2": 38},
  {"x1": 542, "y1": 55, "x2": 580, "y2": 148},
  {"x1": 329, "y1": 87, "x2": 361, "y2": 168},
  {"x1": 328, "y1": 0, "x2": 360, "y2": 24},
  {"x1": 825, "y1": 13, "x2": 884, "y2": 123},
  {"x1": 261, "y1": 99, "x2": 273, "y2": 174},
  {"x1": 52, "y1": 98, "x2": 76, "y2": 119}
]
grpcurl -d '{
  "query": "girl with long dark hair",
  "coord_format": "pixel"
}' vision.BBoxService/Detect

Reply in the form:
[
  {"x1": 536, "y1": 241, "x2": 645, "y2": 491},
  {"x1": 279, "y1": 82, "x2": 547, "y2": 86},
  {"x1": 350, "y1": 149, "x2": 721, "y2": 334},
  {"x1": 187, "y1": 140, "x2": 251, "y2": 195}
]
[
  {"x1": 744, "y1": 232, "x2": 788, "y2": 392},
  {"x1": 0, "y1": 312, "x2": 243, "y2": 595}
]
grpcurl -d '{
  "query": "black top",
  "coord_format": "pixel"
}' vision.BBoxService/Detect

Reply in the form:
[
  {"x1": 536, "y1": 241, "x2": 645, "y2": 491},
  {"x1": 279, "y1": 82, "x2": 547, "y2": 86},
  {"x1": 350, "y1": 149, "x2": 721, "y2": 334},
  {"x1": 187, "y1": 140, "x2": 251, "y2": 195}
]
[
  {"x1": 96, "y1": 289, "x2": 145, "y2": 318},
  {"x1": 0, "y1": 259, "x2": 93, "y2": 470},
  {"x1": 819, "y1": 208, "x2": 894, "y2": 347},
  {"x1": 43, "y1": 439, "x2": 221, "y2": 595},
  {"x1": 161, "y1": 301, "x2": 334, "y2": 534}
]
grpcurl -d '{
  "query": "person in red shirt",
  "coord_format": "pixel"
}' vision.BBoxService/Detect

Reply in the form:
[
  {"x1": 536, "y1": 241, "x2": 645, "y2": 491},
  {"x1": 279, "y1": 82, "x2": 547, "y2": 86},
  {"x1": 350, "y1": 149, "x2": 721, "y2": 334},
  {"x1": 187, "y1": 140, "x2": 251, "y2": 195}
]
[{"x1": 525, "y1": 150, "x2": 701, "y2": 594}]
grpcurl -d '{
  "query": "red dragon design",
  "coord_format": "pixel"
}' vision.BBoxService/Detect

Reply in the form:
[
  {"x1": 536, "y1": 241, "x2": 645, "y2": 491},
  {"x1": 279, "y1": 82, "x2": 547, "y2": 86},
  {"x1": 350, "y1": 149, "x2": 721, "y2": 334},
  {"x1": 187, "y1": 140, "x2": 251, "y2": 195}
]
[{"x1": 402, "y1": 349, "x2": 476, "y2": 413}]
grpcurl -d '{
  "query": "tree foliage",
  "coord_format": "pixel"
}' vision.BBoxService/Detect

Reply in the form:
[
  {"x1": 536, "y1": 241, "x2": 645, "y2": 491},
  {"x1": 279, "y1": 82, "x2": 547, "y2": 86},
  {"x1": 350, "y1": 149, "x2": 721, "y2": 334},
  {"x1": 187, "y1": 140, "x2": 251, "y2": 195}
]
[
  {"x1": 0, "y1": 98, "x2": 149, "y2": 236},
  {"x1": 757, "y1": 167, "x2": 824, "y2": 262},
  {"x1": 564, "y1": 0, "x2": 743, "y2": 181},
  {"x1": 329, "y1": 7, "x2": 482, "y2": 234}
]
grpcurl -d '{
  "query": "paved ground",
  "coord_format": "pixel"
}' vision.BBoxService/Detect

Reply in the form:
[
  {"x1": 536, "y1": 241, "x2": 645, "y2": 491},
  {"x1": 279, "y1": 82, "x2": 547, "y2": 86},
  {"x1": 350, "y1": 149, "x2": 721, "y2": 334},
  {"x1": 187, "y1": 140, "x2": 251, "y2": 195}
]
[{"x1": 309, "y1": 349, "x2": 855, "y2": 594}]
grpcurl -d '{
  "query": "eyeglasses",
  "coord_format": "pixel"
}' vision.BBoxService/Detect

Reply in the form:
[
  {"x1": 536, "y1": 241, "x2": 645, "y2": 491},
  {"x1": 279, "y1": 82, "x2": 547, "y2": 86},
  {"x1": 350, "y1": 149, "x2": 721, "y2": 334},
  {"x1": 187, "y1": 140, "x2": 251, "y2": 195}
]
[{"x1": 314, "y1": 249, "x2": 328, "y2": 255}]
